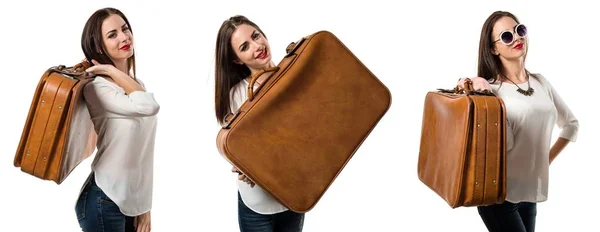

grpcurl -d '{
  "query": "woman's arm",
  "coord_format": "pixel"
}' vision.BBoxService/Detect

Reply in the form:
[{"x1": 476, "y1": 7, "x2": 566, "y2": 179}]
[
  {"x1": 541, "y1": 74, "x2": 579, "y2": 164},
  {"x1": 84, "y1": 60, "x2": 160, "y2": 117},
  {"x1": 457, "y1": 77, "x2": 493, "y2": 91},
  {"x1": 86, "y1": 59, "x2": 145, "y2": 94},
  {"x1": 550, "y1": 137, "x2": 570, "y2": 165},
  {"x1": 83, "y1": 82, "x2": 160, "y2": 117}
]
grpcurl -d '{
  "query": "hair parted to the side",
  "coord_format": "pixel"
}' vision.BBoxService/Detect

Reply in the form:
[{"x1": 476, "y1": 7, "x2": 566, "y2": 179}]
[
  {"x1": 81, "y1": 7, "x2": 136, "y2": 78},
  {"x1": 214, "y1": 15, "x2": 267, "y2": 125},
  {"x1": 477, "y1": 10, "x2": 531, "y2": 85}
]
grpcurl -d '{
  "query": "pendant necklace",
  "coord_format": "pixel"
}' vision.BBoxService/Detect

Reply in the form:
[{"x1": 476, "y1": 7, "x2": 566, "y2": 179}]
[{"x1": 506, "y1": 75, "x2": 534, "y2": 96}]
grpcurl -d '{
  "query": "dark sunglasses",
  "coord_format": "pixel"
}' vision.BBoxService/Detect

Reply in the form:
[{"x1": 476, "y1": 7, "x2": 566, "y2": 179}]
[{"x1": 493, "y1": 24, "x2": 527, "y2": 45}]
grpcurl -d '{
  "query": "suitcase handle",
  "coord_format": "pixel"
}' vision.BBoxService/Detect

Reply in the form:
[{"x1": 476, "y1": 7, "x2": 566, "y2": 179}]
[
  {"x1": 462, "y1": 78, "x2": 475, "y2": 94},
  {"x1": 245, "y1": 35, "x2": 307, "y2": 101},
  {"x1": 247, "y1": 66, "x2": 280, "y2": 101},
  {"x1": 441, "y1": 78, "x2": 494, "y2": 96},
  {"x1": 50, "y1": 61, "x2": 93, "y2": 79}
]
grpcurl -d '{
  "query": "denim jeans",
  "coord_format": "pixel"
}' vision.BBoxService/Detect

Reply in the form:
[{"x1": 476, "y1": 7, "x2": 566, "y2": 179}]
[
  {"x1": 238, "y1": 192, "x2": 305, "y2": 232},
  {"x1": 477, "y1": 201, "x2": 537, "y2": 232},
  {"x1": 75, "y1": 173, "x2": 135, "y2": 232}
]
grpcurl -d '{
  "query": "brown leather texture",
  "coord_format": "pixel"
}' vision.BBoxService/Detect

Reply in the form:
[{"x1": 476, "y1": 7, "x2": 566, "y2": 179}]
[
  {"x1": 417, "y1": 80, "x2": 507, "y2": 208},
  {"x1": 217, "y1": 31, "x2": 391, "y2": 213},
  {"x1": 14, "y1": 61, "x2": 97, "y2": 184}
]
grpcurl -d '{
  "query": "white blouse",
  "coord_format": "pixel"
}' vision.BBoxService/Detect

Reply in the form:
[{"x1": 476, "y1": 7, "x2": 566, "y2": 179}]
[
  {"x1": 490, "y1": 73, "x2": 578, "y2": 203},
  {"x1": 82, "y1": 76, "x2": 160, "y2": 216},
  {"x1": 228, "y1": 78, "x2": 289, "y2": 215}
]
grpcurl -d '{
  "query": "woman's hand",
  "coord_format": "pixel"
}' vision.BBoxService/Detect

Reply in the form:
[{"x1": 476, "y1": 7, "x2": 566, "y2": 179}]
[
  {"x1": 232, "y1": 166, "x2": 255, "y2": 188},
  {"x1": 85, "y1": 59, "x2": 116, "y2": 77},
  {"x1": 457, "y1": 77, "x2": 493, "y2": 92},
  {"x1": 83, "y1": 59, "x2": 145, "y2": 94},
  {"x1": 134, "y1": 211, "x2": 151, "y2": 232}
]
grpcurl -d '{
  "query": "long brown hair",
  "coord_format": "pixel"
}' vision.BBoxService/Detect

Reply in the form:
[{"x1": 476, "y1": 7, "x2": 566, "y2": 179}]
[
  {"x1": 81, "y1": 7, "x2": 136, "y2": 78},
  {"x1": 214, "y1": 15, "x2": 267, "y2": 124},
  {"x1": 477, "y1": 11, "x2": 530, "y2": 84}
]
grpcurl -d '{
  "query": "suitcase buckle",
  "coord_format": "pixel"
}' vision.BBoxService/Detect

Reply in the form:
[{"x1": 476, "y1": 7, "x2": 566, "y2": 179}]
[
  {"x1": 222, "y1": 111, "x2": 241, "y2": 129},
  {"x1": 285, "y1": 37, "x2": 306, "y2": 57}
]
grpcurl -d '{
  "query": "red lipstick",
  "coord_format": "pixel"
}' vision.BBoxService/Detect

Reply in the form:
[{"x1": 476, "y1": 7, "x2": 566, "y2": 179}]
[
  {"x1": 514, "y1": 43, "x2": 523, "y2": 50},
  {"x1": 256, "y1": 50, "x2": 268, "y2": 59}
]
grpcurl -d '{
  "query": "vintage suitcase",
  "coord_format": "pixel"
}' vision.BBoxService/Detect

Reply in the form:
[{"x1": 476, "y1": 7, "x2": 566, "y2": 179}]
[
  {"x1": 14, "y1": 61, "x2": 97, "y2": 184},
  {"x1": 417, "y1": 78, "x2": 507, "y2": 208},
  {"x1": 217, "y1": 30, "x2": 391, "y2": 213}
]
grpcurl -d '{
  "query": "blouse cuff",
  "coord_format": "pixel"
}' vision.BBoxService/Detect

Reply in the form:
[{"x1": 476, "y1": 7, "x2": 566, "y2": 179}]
[{"x1": 559, "y1": 126, "x2": 578, "y2": 142}]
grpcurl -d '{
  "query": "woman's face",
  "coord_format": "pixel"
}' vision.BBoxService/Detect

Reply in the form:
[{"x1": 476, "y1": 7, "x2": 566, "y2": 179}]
[
  {"x1": 491, "y1": 16, "x2": 527, "y2": 61},
  {"x1": 230, "y1": 24, "x2": 272, "y2": 74},
  {"x1": 101, "y1": 14, "x2": 134, "y2": 63}
]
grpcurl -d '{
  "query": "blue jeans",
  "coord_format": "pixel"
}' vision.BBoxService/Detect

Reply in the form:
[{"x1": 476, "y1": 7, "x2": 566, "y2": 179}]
[
  {"x1": 477, "y1": 201, "x2": 537, "y2": 232},
  {"x1": 238, "y1": 192, "x2": 305, "y2": 232},
  {"x1": 75, "y1": 173, "x2": 135, "y2": 232}
]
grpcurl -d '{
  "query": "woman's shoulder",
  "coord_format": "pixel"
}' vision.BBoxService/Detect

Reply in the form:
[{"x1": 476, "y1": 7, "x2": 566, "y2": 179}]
[
  {"x1": 529, "y1": 72, "x2": 546, "y2": 81},
  {"x1": 229, "y1": 79, "x2": 248, "y2": 97},
  {"x1": 84, "y1": 76, "x2": 111, "y2": 90},
  {"x1": 85, "y1": 76, "x2": 146, "y2": 89},
  {"x1": 529, "y1": 72, "x2": 553, "y2": 87},
  {"x1": 232, "y1": 78, "x2": 248, "y2": 90},
  {"x1": 487, "y1": 73, "x2": 550, "y2": 86}
]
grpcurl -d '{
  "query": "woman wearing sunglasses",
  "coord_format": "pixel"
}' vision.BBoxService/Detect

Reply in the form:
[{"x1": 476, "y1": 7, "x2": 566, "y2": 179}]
[{"x1": 457, "y1": 11, "x2": 579, "y2": 232}]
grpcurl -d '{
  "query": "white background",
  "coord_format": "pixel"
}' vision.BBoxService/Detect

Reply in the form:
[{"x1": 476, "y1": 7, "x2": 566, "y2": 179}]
[{"x1": 1, "y1": 0, "x2": 598, "y2": 231}]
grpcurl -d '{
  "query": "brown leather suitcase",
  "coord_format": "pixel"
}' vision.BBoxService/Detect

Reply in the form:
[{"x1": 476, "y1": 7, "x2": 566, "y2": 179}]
[
  {"x1": 217, "y1": 30, "x2": 391, "y2": 213},
  {"x1": 14, "y1": 61, "x2": 97, "y2": 184},
  {"x1": 417, "y1": 79, "x2": 507, "y2": 208}
]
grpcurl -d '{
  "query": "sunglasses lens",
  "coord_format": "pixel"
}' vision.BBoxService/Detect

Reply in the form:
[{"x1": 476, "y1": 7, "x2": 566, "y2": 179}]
[
  {"x1": 516, "y1": 24, "x2": 527, "y2": 37},
  {"x1": 501, "y1": 31, "x2": 514, "y2": 44}
]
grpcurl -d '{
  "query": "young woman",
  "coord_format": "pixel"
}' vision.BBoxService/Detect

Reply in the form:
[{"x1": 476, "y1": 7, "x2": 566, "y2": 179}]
[
  {"x1": 214, "y1": 15, "x2": 305, "y2": 232},
  {"x1": 75, "y1": 7, "x2": 159, "y2": 232},
  {"x1": 458, "y1": 11, "x2": 579, "y2": 232}
]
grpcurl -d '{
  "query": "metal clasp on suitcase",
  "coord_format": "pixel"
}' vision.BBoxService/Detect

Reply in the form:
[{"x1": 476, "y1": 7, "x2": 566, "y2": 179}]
[
  {"x1": 222, "y1": 111, "x2": 242, "y2": 129},
  {"x1": 285, "y1": 37, "x2": 307, "y2": 57}
]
